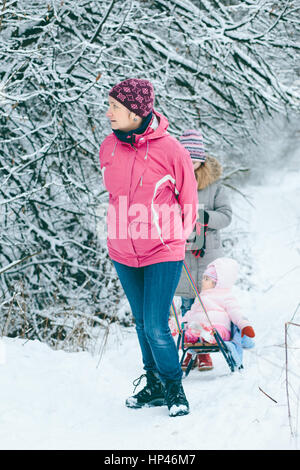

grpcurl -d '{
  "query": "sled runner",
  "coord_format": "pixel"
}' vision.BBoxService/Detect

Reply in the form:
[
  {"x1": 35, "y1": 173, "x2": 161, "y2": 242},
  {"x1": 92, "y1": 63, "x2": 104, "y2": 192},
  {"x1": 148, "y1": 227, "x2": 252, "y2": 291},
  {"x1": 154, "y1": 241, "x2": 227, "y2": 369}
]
[
  {"x1": 176, "y1": 321, "x2": 240, "y2": 377},
  {"x1": 171, "y1": 261, "x2": 248, "y2": 377}
]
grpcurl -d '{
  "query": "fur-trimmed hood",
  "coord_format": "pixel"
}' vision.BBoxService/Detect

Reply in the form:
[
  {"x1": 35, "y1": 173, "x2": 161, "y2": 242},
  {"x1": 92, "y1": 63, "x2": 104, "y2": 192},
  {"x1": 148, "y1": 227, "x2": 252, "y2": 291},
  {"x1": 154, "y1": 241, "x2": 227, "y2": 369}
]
[{"x1": 195, "y1": 155, "x2": 222, "y2": 190}]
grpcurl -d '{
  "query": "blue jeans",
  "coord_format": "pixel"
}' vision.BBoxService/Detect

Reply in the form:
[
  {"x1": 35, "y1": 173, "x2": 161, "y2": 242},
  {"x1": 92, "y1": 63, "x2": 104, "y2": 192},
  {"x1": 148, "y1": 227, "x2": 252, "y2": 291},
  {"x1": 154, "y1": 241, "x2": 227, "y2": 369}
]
[
  {"x1": 112, "y1": 260, "x2": 183, "y2": 383},
  {"x1": 180, "y1": 297, "x2": 195, "y2": 317}
]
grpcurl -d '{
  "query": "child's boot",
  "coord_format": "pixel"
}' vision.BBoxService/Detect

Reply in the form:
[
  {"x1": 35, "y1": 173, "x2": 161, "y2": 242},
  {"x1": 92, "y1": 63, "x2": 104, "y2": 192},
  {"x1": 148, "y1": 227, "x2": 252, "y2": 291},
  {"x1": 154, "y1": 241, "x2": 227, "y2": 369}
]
[{"x1": 197, "y1": 353, "x2": 213, "y2": 371}]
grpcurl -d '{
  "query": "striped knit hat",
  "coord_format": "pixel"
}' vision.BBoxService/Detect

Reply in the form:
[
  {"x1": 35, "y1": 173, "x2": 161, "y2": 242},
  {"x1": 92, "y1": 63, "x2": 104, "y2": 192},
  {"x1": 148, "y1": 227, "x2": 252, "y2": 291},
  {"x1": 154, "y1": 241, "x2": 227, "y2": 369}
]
[
  {"x1": 203, "y1": 264, "x2": 217, "y2": 282},
  {"x1": 179, "y1": 129, "x2": 206, "y2": 162},
  {"x1": 109, "y1": 78, "x2": 154, "y2": 117}
]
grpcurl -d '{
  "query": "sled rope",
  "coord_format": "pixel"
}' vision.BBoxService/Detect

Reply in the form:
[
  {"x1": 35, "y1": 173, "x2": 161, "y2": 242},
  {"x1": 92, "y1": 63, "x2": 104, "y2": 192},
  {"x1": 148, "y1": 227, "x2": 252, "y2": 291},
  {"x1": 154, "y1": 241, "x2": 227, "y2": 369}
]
[
  {"x1": 171, "y1": 260, "x2": 215, "y2": 334},
  {"x1": 171, "y1": 301, "x2": 182, "y2": 334},
  {"x1": 182, "y1": 260, "x2": 215, "y2": 330}
]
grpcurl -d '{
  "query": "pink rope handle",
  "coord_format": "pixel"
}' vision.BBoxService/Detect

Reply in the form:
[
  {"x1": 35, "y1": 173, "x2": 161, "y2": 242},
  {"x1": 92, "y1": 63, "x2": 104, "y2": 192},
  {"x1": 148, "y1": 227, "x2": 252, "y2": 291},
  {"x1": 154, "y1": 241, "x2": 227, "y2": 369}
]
[{"x1": 182, "y1": 261, "x2": 215, "y2": 330}]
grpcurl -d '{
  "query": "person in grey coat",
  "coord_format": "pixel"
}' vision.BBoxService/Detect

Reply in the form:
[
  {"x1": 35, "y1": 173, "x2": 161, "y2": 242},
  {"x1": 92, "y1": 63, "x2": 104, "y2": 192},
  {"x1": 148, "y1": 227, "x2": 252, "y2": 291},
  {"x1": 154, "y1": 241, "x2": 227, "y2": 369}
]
[{"x1": 176, "y1": 130, "x2": 232, "y2": 319}]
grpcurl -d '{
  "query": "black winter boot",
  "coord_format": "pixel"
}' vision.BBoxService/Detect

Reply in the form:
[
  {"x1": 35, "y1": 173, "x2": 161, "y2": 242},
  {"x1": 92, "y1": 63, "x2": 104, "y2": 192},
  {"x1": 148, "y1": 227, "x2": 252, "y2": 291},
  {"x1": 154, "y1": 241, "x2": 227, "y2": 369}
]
[
  {"x1": 125, "y1": 371, "x2": 166, "y2": 409},
  {"x1": 165, "y1": 380, "x2": 189, "y2": 417}
]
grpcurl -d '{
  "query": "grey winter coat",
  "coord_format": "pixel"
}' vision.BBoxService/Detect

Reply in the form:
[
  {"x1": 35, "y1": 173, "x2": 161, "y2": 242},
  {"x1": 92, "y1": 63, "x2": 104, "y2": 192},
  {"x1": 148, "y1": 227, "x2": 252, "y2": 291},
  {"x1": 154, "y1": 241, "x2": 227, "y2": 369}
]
[{"x1": 175, "y1": 156, "x2": 232, "y2": 298}]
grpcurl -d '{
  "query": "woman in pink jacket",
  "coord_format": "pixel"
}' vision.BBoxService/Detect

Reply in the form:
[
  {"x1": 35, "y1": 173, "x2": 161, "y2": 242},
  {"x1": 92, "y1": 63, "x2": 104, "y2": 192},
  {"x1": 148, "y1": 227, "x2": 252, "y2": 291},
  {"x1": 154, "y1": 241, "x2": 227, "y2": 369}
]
[
  {"x1": 99, "y1": 78, "x2": 198, "y2": 417},
  {"x1": 183, "y1": 257, "x2": 255, "y2": 371}
]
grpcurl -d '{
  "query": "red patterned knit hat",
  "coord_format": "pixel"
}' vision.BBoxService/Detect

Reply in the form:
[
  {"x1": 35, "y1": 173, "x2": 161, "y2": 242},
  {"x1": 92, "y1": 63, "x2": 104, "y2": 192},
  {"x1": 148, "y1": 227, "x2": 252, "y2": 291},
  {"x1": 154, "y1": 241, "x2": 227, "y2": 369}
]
[
  {"x1": 179, "y1": 129, "x2": 206, "y2": 162},
  {"x1": 109, "y1": 78, "x2": 155, "y2": 117}
]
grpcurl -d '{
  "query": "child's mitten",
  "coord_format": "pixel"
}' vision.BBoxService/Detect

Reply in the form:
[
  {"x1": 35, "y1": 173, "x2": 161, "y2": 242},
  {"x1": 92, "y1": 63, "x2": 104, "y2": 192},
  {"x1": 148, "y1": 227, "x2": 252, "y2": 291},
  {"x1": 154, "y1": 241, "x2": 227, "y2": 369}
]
[
  {"x1": 241, "y1": 326, "x2": 255, "y2": 338},
  {"x1": 191, "y1": 249, "x2": 202, "y2": 258},
  {"x1": 184, "y1": 328, "x2": 200, "y2": 344},
  {"x1": 191, "y1": 210, "x2": 209, "y2": 258}
]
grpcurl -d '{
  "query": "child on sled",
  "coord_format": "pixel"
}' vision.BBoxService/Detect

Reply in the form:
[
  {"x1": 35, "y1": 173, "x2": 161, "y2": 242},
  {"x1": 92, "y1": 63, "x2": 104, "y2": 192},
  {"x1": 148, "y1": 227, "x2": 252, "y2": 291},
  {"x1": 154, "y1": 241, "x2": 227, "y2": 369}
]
[{"x1": 182, "y1": 257, "x2": 255, "y2": 371}]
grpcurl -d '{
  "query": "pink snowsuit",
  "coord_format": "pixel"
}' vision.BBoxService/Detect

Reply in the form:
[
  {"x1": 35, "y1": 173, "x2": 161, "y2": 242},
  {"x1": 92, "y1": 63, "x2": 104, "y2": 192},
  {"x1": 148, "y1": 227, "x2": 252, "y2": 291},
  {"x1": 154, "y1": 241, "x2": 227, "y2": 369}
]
[
  {"x1": 99, "y1": 110, "x2": 198, "y2": 267},
  {"x1": 183, "y1": 257, "x2": 252, "y2": 343}
]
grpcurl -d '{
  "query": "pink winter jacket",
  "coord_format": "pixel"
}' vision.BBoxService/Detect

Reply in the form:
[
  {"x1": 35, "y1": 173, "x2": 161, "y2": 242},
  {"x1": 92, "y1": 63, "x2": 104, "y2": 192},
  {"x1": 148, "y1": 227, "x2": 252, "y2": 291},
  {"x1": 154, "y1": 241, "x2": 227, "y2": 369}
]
[
  {"x1": 184, "y1": 258, "x2": 251, "y2": 333},
  {"x1": 99, "y1": 110, "x2": 198, "y2": 267}
]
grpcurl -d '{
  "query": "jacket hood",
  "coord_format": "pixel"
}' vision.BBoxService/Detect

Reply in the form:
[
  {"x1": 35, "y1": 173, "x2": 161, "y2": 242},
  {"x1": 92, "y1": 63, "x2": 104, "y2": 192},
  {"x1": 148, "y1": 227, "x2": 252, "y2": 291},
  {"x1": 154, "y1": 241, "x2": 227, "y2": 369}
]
[
  {"x1": 195, "y1": 155, "x2": 222, "y2": 189},
  {"x1": 137, "y1": 109, "x2": 169, "y2": 143},
  {"x1": 206, "y1": 257, "x2": 239, "y2": 289}
]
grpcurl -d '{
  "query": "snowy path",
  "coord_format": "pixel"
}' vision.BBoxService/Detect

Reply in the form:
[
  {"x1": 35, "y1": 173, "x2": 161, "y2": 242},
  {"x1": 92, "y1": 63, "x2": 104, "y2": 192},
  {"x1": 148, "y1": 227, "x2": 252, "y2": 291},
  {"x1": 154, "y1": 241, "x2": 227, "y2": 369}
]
[{"x1": 0, "y1": 170, "x2": 299, "y2": 450}]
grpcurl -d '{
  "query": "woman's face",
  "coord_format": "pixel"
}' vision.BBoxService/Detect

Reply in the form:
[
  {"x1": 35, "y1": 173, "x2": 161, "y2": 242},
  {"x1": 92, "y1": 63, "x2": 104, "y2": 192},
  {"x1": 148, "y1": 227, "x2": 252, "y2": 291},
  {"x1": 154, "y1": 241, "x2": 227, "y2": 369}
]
[{"x1": 106, "y1": 97, "x2": 141, "y2": 132}]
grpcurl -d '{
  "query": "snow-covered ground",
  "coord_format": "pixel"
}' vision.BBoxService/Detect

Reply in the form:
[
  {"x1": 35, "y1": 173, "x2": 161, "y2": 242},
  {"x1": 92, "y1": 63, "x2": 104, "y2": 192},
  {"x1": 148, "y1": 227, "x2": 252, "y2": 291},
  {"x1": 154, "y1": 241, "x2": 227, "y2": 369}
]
[{"x1": 0, "y1": 166, "x2": 299, "y2": 450}]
